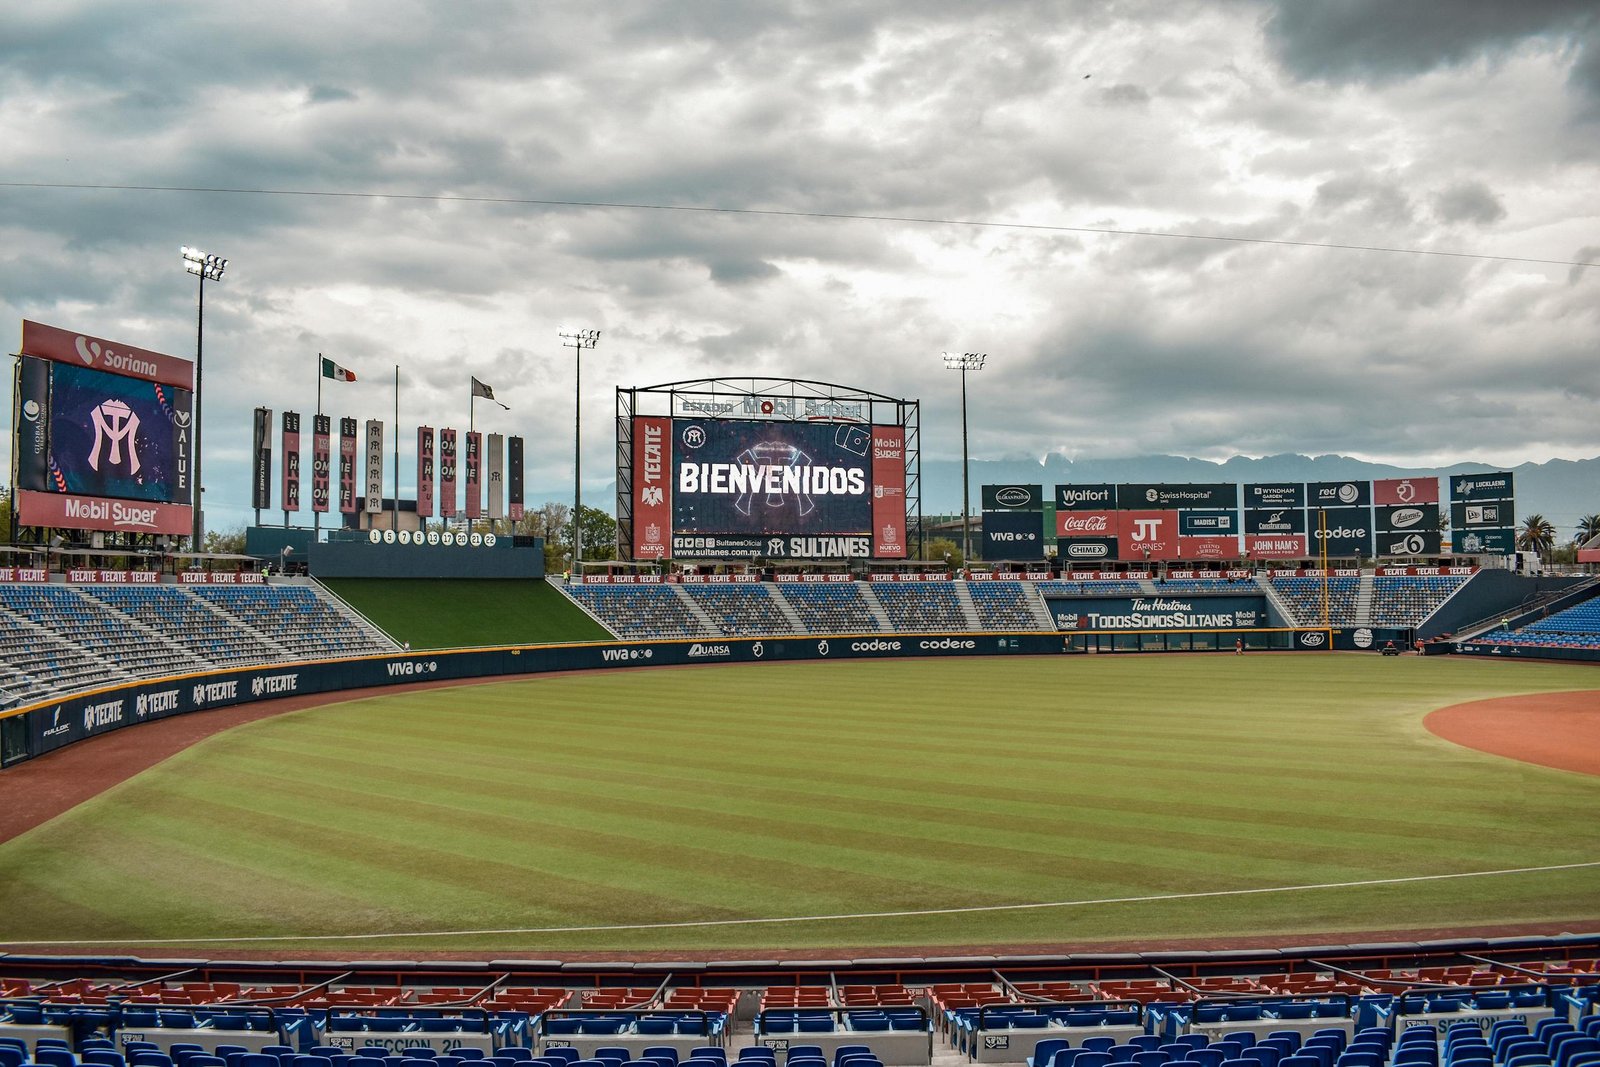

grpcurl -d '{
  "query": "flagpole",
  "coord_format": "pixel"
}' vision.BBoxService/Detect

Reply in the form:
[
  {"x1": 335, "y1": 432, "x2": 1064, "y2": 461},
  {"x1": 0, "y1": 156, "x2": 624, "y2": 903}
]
[
  {"x1": 393, "y1": 364, "x2": 400, "y2": 533},
  {"x1": 467, "y1": 383, "x2": 473, "y2": 534},
  {"x1": 314, "y1": 354, "x2": 323, "y2": 542}
]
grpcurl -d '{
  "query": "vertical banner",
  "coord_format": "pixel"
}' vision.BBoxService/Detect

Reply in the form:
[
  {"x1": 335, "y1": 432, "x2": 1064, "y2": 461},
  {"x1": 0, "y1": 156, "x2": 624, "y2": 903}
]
[
  {"x1": 311, "y1": 414, "x2": 331, "y2": 513},
  {"x1": 871, "y1": 425, "x2": 907, "y2": 558},
  {"x1": 631, "y1": 415, "x2": 672, "y2": 560},
  {"x1": 338, "y1": 417, "x2": 358, "y2": 514},
  {"x1": 363, "y1": 419, "x2": 384, "y2": 514},
  {"x1": 416, "y1": 426, "x2": 435, "y2": 518},
  {"x1": 464, "y1": 431, "x2": 482, "y2": 519},
  {"x1": 15, "y1": 357, "x2": 51, "y2": 492},
  {"x1": 486, "y1": 432, "x2": 505, "y2": 520},
  {"x1": 282, "y1": 411, "x2": 301, "y2": 513},
  {"x1": 251, "y1": 406, "x2": 273, "y2": 511},
  {"x1": 1373, "y1": 477, "x2": 1439, "y2": 506},
  {"x1": 508, "y1": 435, "x2": 525, "y2": 522},
  {"x1": 439, "y1": 428, "x2": 458, "y2": 519}
]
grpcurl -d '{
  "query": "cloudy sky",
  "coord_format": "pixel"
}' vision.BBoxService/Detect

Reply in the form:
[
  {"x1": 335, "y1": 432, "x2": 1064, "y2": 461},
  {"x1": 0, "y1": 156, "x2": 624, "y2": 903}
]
[{"x1": 3, "y1": 0, "x2": 1597, "y2": 529}]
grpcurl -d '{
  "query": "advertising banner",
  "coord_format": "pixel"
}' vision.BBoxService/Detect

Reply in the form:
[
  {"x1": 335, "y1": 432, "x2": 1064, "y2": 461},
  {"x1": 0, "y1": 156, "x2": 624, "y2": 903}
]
[
  {"x1": 1245, "y1": 507, "x2": 1306, "y2": 534},
  {"x1": 1307, "y1": 480, "x2": 1372, "y2": 508},
  {"x1": 1244, "y1": 482, "x2": 1304, "y2": 509},
  {"x1": 669, "y1": 417, "x2": 872, "y2": 558},
  {"x1": 1048, "y1": 594, "x2": 1266, "y2": 632},
  {"x1": 1450, "y1": 471, "x2": 1514, "y2": 503},
  {"x1": 33, "y1": 359, "x2": 194, "y2": 506},
  {"x1": 1309, "y1": 506, "x2": 1373, "y2": 558},
  {"x1": 1376, "y1": 503, "x2": 1438, "y2": 534},
  {"x1": 439, "y1": 428, "x2": 458, "y2": 518},
  {"x1": 1374, "y1": 477, "x2": 1439, "y2": 506},
  {"x1": 1055, "y1": 483, "x2": 1115, "y2": 511},
  {"x1": 281, "y1": 411, "x2": 301, "y2": 514},
  {"x1": 16, "y1": 489, "x2": 193, "y2": 536},
  {"x1": 486, "y1": 432, "x2": 504, "y2": 520},
  {"x1": 1117, "y1": 483, "x2": 1238, "y2": 510},
  {"x1": 1246, "y1": 534, "x2": 1309, "y2": 559},
  {"x1": 508, "y1": 435, "x2": 525, "y2": 522},
  {"x1": 632, "y1": 416, "x2": 672, "y2": 560},
  {"x1": 1056, "y1": 510, "x2": 1115, "y2": 538},
  {"x1": 1179, "y1": 510, "x2": 1239, "y2": 535},
  {"x1": 363, "y1": 419, "x2": 384, "y2": 514},
  {"x1": 1178, "y1": 535, "x2": 1240, "y2": 560},
  {"x1": 21, "y1": 319, "x2": 192, "y2": 389},
  {"x1": 871, "y1": 425, "x2": 907, "y2": 559},
  {"x1": 1057, "y1": 537, "x2": 1117, "y2": 563},
  {"x1": 311, "y1": 414, "x2": 331, "y2": 513},
  {"x1": 1378, "y1": 529, "x2": 1443, "y2": 557},
  {"x1": 982, "y1": 510, "x2": 1046, "y2": 560},
  {"x1": 982, "y1": 484, "x2": 1044, "y2": 511},
  {"x1": 463, "y1": 431, "x2": 482, "y2": 520},
  {"x1": 15, "y1": 356, "x2": 51, "y2": 492},
  {"x1": 1454, "y1": 527, "x2": 1515, "y2": 555},
  {"x1": 416, "y1": 426, "x2": 435, "y2": 518},
  {"x1": 1116, "y1": 510, "x2": 1180, "y2": 561},
  {"x1": 251, "y1": 406, "x2": 272, "y2": 511},
  {"x1": 1451, "y1": 501, "x2": 1511, "y2": 529},
  {"x1": 338, "y1": 417, "x2": 358, "y2": 514}
]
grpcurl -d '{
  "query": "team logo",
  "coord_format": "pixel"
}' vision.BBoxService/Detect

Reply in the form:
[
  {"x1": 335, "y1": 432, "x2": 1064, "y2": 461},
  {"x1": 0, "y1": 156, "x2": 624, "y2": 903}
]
[
  {"x1": 88, "y1": 399, "x2": 142, "y2": 474},
  {"x1": 767, "y1": 537, "x2": 785, "y2": 556},
  {"x1": 752, "y1": 642, "x2": 764, "y2": 658},
  {"x1": 817, "y1": 640, "x2": 830, "y2": 656},
  {"x1": 1394, "y1": 480, "x2": 1416, "y2": 502},
  {"x1": 641, "y1": 486, "x2": 665, "y2": 505},
  {"x1": 681, "y1": 425, "x2": 707, "y2": 448}
]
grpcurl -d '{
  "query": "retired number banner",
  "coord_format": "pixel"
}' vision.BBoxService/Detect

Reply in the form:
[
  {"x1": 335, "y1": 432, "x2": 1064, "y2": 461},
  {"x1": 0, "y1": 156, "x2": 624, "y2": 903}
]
[
  {"x1": 486, "y1": 432, "x2": 504, "y2": 520},
  {"x1": 339, "y1": 417, "x2": 359, "y2": 514},
  {"x1": 282, "y1": 411, "x2": 301, "y2": 513},
  {"x1": 416, "y1": 426, "x2": 435, "y2": 518},
  {"x1": 508, "y1": 435, "x2": 525, "y2": 521},
  {"x1": 251, "y1": 407, "x2": 273, "y2": 511},
  {"x1": 464, "y1": 431, "x2": 482, "y2": 519},
  {"x1": 439, "y1": 428, "x2": 458, "y2": 518},
  {"x1": 311, "y1": 414, "x2": 331, "y2": 513},
  {"x1": 363, "y1": 419, "x2": 384, "y2": 513}
]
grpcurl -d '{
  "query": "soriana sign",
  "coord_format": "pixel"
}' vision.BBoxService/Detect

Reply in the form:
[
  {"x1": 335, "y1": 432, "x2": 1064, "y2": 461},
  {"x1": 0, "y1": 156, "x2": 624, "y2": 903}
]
[{"x1": 22, "y1": 319, "x2": 193, "y2": 389}]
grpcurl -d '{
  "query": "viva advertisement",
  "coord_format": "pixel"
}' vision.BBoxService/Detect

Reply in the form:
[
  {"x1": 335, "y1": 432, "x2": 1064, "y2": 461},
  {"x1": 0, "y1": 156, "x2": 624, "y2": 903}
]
[{"x1": 982, "y1": 510, "x2": 1046, "y2": 560}]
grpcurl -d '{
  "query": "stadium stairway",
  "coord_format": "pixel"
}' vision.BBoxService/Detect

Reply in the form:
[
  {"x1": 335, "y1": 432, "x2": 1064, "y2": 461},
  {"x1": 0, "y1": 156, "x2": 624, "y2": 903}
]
[
  {"x1": 1255, "y1": 575, "x2": 1297, "y2": 624},
  {"x1": 856, "y1": 584, "x2": 897, "y2": 631},
  {"x1": 669, "y1": 584, "x2": 723, "y2": 637},
  {"x1": 947, "y1": 583, "x2": 985, "y2": 630},
  {"x1": 769, "y1": 588, "x2": 809, "y2": 632},
  {"x1": 1354, "y1": 572, "x2": 1375, "y2": 621}
]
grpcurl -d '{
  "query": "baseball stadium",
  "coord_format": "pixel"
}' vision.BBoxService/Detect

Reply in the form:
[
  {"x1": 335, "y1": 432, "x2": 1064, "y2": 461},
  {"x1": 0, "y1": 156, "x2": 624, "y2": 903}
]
[{"x1": 4, "y1": 326, "x2": 1600, "y2": 1067}]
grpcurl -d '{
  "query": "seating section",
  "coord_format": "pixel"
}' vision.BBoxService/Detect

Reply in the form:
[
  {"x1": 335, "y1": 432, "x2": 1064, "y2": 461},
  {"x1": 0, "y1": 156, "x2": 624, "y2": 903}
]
[
  {"x1": 967, "y1": 582, "x2": 1048, "y2": 630},
  {"x1": 1037, "y1": 580, "x2": 1143, "y2": 596},
  {"x1": 778, "y1": 584, "x2": 882, "y2": 633},
  {"x1": 567, "y1": 584, "x2": 705, "y2": 639},
  {"x1": 1369, "y1": 575, "x2": 1468, "y2": 627},
  {"x1": 681, "y1": 584, "x2": 792, "y2": 637},
  {"x1": 0, "y1": 581, "x2": 399, "y2": 706},
  {"x1": 870, "y1": 582, "x2": 969, "y2": 631},
  {"x1": 1270, "y1": 575, "x2": 1358, "y2": 626},
  {"x1": 1471, "y1": 596, "x2": 1600, "y2": 651}
]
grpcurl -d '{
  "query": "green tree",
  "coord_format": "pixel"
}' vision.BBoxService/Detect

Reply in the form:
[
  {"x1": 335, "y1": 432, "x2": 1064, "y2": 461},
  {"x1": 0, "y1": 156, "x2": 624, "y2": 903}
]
[
  {"x1": 202, "y1": 527, "x2": 247, "y2": 554},
  {"x1": 572, "y1": 504, "x2": 618, "y2": 563},
  {"x1": 921, "y1": 536, "x2": 963, "y2": 568},
  {"x1": 0, "y1": 487, "x2": 11, "y2": 539},
  {"x1": 1575, "y1": 513, "x2": 1600, "y2": 547},
  {"x1": 1516, "y1": 513, "x2": 1556, "y2": 555}
]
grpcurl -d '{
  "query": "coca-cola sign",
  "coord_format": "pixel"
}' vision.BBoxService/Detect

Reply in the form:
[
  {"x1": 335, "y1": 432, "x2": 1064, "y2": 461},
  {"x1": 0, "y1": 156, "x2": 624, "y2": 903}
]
[{"x1": 1057, "y1": 510, "x2": 1114, "y2": 536}]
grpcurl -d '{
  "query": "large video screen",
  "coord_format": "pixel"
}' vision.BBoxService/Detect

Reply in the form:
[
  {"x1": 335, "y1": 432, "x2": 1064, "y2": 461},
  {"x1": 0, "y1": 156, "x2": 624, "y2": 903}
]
[
  {"x1": 632, "y1": 415, "x2": 905, "y2": 559},
  {"x1": 21, "y1": 358, "x2": 194, "y2": 504}
]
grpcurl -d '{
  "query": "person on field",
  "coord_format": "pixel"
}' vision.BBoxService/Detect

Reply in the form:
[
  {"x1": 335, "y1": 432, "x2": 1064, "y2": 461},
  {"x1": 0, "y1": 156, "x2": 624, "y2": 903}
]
[{"x1": 1234, "y1": 637, "x2": 1243, "y2": 655}]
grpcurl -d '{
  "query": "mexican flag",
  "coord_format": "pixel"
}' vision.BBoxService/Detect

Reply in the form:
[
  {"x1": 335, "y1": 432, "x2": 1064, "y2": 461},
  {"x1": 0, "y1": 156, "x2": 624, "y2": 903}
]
[{"x1": 321, "y1": 356, "x2": 357, "y2": 382}]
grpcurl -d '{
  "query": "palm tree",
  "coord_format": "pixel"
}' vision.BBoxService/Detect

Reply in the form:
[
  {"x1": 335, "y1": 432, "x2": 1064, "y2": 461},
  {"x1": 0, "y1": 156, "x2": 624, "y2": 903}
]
[
  {"x1": 1576, "y1": 513, "x2": 1600, "y2": 547},
  {"x1": 1516, "y1": 513, "x2": 1556, "y2": 554}
]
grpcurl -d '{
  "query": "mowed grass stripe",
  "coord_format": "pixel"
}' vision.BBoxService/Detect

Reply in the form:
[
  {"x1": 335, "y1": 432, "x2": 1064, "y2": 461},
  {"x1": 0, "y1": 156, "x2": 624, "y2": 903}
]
[{"x1": 3, "y1": 655, "x2": 1597, "y2": 949}]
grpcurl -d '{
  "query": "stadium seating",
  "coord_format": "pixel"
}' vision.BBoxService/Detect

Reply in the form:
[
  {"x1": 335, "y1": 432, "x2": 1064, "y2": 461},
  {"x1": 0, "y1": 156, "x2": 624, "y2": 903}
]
[
  {"x1": 1369, "y1": 575, "x2": 1468, "y2": 627},
  {"x1": 1469, "y1": 596, "x2": 1600, "y2": 651},
  {"x1": 869, "y1": 582, "x2": 969, "y2": 631},
  {"x1": 966, "y1": 581, "x2": 1050, "y2": 630},
  {"x1": 777, "y1": 583, "x2": 882, "y2": 633},
  {"x1": 566, "y1": 584, "x2": 707, "y2": 639},
  {"x1": 1268, "y1": 575, "x2": 1358, "y2": 626},
  {"x1": 680, "y1": 583, "x2": 792, "y2": 636}
]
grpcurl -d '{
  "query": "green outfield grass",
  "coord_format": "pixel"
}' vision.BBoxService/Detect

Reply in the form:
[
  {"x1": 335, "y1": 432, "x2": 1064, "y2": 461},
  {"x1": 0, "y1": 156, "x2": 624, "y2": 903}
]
[
  {"x1": 322, "y1": 577, "x2": 611, "y2": 648},
  {"x1": 2, "y1": 654, "x2": 1597, "y2": 954}
]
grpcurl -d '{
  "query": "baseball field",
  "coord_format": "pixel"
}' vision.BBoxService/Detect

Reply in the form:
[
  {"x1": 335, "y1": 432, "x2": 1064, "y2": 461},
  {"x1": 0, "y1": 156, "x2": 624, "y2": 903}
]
[{"x1": 1, "y1": 653, "x2": 1596, "y2": 955}]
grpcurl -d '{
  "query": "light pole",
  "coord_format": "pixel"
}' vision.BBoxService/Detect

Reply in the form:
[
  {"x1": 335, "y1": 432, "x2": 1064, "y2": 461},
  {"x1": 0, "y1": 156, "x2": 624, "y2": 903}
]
[
  {"x1": 559, "y1": 328, "x2": 600, "y2": 568},
  {"x1": 181, "y1": 245, "x2": 226, "y2": 551},
  {"x1": 943, "y1": 352, "x2": 986, "y2": 566}
]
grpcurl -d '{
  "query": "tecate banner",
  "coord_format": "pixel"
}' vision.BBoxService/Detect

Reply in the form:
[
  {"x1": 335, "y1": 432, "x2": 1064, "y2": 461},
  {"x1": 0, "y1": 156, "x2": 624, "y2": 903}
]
[
  {"x1": 1374, "y1": 477, "x2": 1439, "y2": 506},
  {"x1": 1055, "y1": 483, "x2": 1115, "y2": 511},
  {"x1": 1116, "y1": 483, "x2": 1238, "y2": 510},
  {"x1": 632, "y1": 415, "x2": 672, "y2": 560},
  {"x1": 1244, "y1": 482, "x2": 1304, "y2": 509},
  {"x1": 982, "y1": 483, "x2": 1043, "y2": 511},
  {"x1": 1450, "y1": 471, "x2": 1514, "y2": 503},
  {"x1": 671, "y1": 417, "x2": 871, "y2": 543}
]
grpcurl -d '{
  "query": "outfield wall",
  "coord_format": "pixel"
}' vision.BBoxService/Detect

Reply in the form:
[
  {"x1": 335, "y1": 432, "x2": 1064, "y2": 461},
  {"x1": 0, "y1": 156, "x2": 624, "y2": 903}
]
[{"x1": 0, "y1": 627, "x2": 1338, "y2": 767}]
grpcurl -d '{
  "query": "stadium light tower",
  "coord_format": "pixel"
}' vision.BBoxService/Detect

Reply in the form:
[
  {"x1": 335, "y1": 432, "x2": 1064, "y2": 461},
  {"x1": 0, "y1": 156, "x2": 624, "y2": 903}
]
[
  {"x1": 943, "y1": 352, "x2": 986, "y2": 565},
  {"x1": 559, "y1": 328, "x2": 601, "y2": 568},
  {"x1": 181, "y1": 245, "x2": 226, "y2": 551}
]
